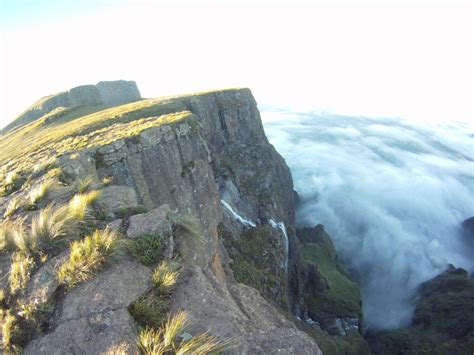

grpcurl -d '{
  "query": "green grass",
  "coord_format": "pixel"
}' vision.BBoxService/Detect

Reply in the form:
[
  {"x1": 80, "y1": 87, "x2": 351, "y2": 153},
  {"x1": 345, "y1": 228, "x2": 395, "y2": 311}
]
[
  {"x1": 130, "y1": 234, "x2": 165, "y2": 266},
  {"x1": 57, "y1": 228, "x2": 123, "y2": 288},
  {"x1": 300, "y1": 243, "x2": 361, "y2": 317},
  {"x1": 129, "y1": 292, "x2": 170, "y2": 329}
]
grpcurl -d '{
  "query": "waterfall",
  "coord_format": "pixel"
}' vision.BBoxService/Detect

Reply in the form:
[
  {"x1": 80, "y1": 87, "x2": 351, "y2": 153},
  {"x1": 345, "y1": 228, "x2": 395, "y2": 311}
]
[
  {"x1": 269, "y1": 219, "x2": 289, "y2": 271},
  {"x1": 221, "y1": 200, "x2": 256, "y2": 227}
]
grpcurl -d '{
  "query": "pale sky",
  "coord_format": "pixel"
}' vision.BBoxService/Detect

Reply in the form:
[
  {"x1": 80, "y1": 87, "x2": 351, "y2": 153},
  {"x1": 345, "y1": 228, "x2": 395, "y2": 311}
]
[{"x1": 0, "y1": 0, "x2": 473, "y2": 127}]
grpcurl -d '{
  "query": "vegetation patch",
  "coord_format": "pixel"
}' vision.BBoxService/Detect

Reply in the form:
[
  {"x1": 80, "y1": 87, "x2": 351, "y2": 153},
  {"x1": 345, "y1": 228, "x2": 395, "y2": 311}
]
[
  {"x1": 57, "y1": 228, "x2": 123, "y2": 288},
  {"x1": 219, "y1": 223, "x2": 288, "y2": 310},
  {"x1": 9, "y1": 252, "x2": 35, "y2": 295},
  {"x1": 130, "y1": 234, "x2": 165, "y2": 266},
  {"x1": 136, "y1": 311, "x2": 223, "y2": 355}
]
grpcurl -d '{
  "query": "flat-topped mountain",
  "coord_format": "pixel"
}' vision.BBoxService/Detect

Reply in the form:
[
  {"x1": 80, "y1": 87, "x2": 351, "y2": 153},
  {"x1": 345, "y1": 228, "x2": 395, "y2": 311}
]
[
  {"x1": 0, "y1": 82, "x2": 371, "y2": 354},
  {"x1": 2, "y1": 80, "x2": 141, "y2": 133}
]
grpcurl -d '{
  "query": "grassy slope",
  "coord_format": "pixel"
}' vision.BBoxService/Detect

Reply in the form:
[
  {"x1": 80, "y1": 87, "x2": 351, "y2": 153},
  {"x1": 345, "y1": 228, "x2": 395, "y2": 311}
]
[{"x1": 0, "y1": 88, "x2": 245, "y2": 175}]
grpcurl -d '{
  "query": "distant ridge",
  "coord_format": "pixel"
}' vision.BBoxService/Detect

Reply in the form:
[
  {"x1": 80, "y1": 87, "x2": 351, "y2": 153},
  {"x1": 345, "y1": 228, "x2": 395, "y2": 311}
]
[{"x1": 2, "y1": 80, "x2": 141, "y2": 133}]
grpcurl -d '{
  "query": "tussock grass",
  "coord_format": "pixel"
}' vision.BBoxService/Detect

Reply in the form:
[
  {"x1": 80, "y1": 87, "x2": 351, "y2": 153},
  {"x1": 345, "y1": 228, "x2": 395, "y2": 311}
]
[
  {"x1": 168, "y1": 213, "x2": 202, "y2": 240},
  {"x1": 4, "y1": 196, "x2": 27, "y2": 218},
  {"x1": 101, "y1": 176, "x2": 113, "y2": 186},
  {"x1": 0, "y1": 220, "x2": 18, "y2": 252},
  {"x1": 9, "y1": 252, "x2": 35, "y2": 295},
  {"x1": 29, "y1": 204, "x2": 72, "y2": 254},
  {"x1": 137, "y1": 311, "x2": 223, "y2": 355},
  {"x1": 75, "y1": 176, "x2": 93, "y2": 193},
  {"x1": 27, "y1": 178, "x2": 57, "y2": 209},
  {"x1": 57, "y1": 228, "x2": 123, "y2": 288},
  {"x1": 67, "y1": 190, "x2": 101, "y2": 221},
  {"x1": 44, "y1": 167, "x2": 63, "y2": 181},
  {"x1": 32, "y1": 156, "x2": 58, "y2": 176},
  {"x1": 1, "y1": 309, "x2": 19, "y2": 350},
  {"x1": 152, "y1": 261, "x2": 180, "y2": 294}
]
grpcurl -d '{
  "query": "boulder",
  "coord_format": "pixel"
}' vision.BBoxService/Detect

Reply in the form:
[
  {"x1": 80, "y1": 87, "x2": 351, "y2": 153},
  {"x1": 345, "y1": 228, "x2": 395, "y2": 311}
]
[
  {"x1": 368, "y1": 265, "x2": 474, "y2": 354},
  {"x1": 126, "y1": 205, "x2": 172, "y2": 239},
  {"x1": 96, "y1": 185, "x2": 139, "y2": 218},
  {"x1": 25, "y1": 259, "x2": 151, "y2": 354}
]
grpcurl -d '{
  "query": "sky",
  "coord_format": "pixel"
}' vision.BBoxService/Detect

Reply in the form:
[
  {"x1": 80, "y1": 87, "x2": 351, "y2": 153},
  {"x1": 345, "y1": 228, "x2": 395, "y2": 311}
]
[{"x1": 0, "y1": 0, "x2": 473, "y2": 127}]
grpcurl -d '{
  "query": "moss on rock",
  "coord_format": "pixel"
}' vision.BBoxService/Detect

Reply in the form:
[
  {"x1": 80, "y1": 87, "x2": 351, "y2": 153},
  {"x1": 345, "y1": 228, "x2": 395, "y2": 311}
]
[{"x1": 219, "y1": 224, "x2": 288, "y2": 310}]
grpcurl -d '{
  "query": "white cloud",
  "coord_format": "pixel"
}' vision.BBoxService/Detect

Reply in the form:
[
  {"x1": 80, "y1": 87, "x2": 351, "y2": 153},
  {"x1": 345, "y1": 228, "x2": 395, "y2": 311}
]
[{"x1": 263, "y1": 109, "x2": 474, "y2": 330}]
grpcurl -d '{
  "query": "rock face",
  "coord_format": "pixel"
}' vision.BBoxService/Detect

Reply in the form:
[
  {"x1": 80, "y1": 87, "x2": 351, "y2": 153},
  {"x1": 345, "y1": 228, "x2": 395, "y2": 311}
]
[
  {"x1": 25, "y1": 259, "x2": 152, "y2": 354},
  {"x1": 293, "y1": 225, "x2": 370, "y2": 354},
  {"x1": 368, "y1": 265, "x2": 474, "y2": 354},
  {"x1": 16, "y1": 87, "x2": 322, "y2": 353},
  {"x1": 2, "y1": 80, "x2": 141, "y2": 132}
]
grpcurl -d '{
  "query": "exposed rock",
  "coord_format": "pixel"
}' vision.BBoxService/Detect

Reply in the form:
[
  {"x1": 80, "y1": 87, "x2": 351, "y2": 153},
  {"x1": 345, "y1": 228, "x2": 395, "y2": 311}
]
[
  {"x1": 126, "y1": 205, "x2": 172, "y2": 239},
  {"x1": 25, "y1": 258, "x2": 151, "y2": 354},
  {"x1": 368, "y1": 265, "x2": 474, "y2": 354},
  {"x1": 24, "y1": 308, "x2": 138, "y2": 355},
  {"x1": 106, "y1": 219, "x2": 123, "y2": 232},
  {"x1": 296, "y1": 225, "x2": 362, "y2": 322},
  {"x1": 9, "y1": 87, "x2": 325, "y2": 353},
  {"x1": 96, "y1": 185, "x2": 139, "y2": 218},
  {"x1": 25, "y1": 251, "x2": 68, "y2": 305},
  {"x1": 57, "y1": 259, "x2": 151, "y2": 322},
  {"x1": 170, "y1": 266, "x2": 322, "y2": 354}
]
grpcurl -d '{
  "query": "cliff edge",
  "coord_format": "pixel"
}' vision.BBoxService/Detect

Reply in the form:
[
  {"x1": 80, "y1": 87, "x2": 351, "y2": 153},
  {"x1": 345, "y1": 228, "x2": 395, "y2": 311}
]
[{"x1": 0, "y1": 85, "x2": 324, "y2": 353}]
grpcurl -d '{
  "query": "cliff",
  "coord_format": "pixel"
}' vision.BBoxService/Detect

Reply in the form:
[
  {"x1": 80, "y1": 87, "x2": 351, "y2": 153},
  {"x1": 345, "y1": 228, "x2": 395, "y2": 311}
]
[
  {"x1": 0, "y1": 82, "x2": 374, "y2": 354},
  {"x1": 0, "y1": 85, "x2": 327, "y2": 354}
]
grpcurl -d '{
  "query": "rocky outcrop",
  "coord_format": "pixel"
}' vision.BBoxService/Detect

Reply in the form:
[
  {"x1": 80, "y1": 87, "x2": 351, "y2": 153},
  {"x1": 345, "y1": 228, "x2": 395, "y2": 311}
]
[
  {"x1": 25, "y1": 259, "x2": 151, "y2": 354},
  {"x1": 368, "y1": 265, "x2": 474, "y2": 354},
  {"x1": 19, "y1": 87, "x2": 322, "y2": 353},
  {"x1": 292, "y1": 225, "x2": 370, "y2": 354},
  {"x1": 2, "y1": 80, "x2": 141, "y2": 133}
]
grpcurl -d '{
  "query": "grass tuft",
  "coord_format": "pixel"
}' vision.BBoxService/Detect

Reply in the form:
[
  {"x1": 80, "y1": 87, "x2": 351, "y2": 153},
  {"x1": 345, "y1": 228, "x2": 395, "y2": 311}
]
[
  {"x1": 27, "y1": 178, "x2": 57, "y2": 209},
  {"x1": 168, "y1": 213, "x2": 202, "y2": 240},
  {"x1": 0, "y1": 220, "x2": 18, "y2": 252},
  {"x1": 4, "y1": 196, "x2": 27, "y2": 218},
  {"x1": 136, "y1": 311, "x2": 223, "y2": 355},
  {"x1": 57, "y1": 228, "x2": 123, "y2": 288},
  {"x1": 1, "y1": 309, "x2": 19, "y2": 350},
  {"x1": 30, "y1": 204, "x2": 73, "y2": 254},
  {"x1": 9, "y1": 252, "x2": 35, "y2": 295},
  {"x1": 75, "y1": 176, "x2": 93, "y2": 193},
  {"x1": 152, "y1": 261, "x2": 180, "y2": 294},
  {"x1": 101, "y1": 176, "x2": 113, "y2": 186},
  {"x1": 67, "y1": 190, "x2": 101, "y2": 221}
]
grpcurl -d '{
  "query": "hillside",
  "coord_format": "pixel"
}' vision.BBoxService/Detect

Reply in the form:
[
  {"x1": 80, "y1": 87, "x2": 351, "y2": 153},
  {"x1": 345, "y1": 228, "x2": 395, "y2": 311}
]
[{"x1": 0, "y1": 82, "x2": 369, "y2": 354}]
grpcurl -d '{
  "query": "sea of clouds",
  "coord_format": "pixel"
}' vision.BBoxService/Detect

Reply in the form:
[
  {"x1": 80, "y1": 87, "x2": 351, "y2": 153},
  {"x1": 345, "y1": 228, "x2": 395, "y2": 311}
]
[{"x1": 261, "y1": 108, "x2": 474, "y2": 331}]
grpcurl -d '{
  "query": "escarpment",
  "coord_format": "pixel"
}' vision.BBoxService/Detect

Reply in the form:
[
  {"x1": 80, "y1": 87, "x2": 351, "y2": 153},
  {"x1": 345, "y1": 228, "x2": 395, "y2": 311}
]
[
  {"x1": 2, "y1": 80, "x2": 141, "y2": 133},
  {"x1": 0, "y1": 85, "x2": 330, "y2": 354}
]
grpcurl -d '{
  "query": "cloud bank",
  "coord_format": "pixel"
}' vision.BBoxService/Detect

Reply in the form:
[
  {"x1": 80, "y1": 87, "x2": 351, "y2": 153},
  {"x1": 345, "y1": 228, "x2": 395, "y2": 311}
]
[{"x1": 262, "y1": 110, "x2": 474, "y2": 330}]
